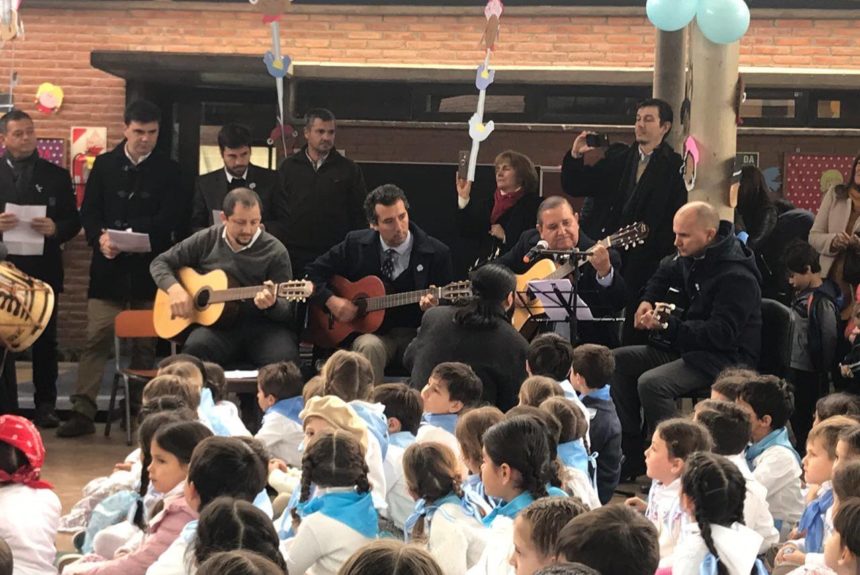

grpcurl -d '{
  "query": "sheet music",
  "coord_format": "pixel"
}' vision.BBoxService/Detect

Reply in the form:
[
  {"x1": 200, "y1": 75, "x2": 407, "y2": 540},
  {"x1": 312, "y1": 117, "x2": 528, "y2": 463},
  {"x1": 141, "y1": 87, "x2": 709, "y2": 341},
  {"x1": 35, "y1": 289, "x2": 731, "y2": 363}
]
[
  {"x1": 528, "y1": 279, "x2": 595, "y2": 321},
  {"x1": 4, "y1": 203, "x2": 46, "y2": 256},
  {"x1": 107, "y1": 229, "x2": 151, "y2": 253}
]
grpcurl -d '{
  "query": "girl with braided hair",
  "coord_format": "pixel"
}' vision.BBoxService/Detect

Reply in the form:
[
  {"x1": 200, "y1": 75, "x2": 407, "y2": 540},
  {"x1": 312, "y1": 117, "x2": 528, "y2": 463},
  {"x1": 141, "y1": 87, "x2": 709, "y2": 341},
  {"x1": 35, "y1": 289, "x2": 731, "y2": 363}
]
[
  {"x1": 672, "y1": 451, "x2": 767, "y2": 575},
  {"x1": 283, "y1": 430, "x2": 378, "y2": 575},
  {"x1": 402, "y1": 442, "x2": 485, "y2": 574},
  {"x1": 470, "y1": 415, "x2": 559, "y2": 575}
]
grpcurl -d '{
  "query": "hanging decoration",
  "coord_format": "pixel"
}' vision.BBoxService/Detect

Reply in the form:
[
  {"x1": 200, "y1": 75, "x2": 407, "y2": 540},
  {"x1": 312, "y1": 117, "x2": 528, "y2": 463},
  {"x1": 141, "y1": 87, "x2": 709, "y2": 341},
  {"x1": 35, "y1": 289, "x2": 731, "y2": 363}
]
[
  {"x1": 251, "y1": 0, "x2": 293, "y2": 159},
  {"x1": 645, "y1": 0, "x2": 749, "y2": 45},
  {"x1": 466, "y1": 0, "x2": 503, "y2": 183},
  {"x1": 0, "y1": 0, "x2": 23, "y2": 44}
]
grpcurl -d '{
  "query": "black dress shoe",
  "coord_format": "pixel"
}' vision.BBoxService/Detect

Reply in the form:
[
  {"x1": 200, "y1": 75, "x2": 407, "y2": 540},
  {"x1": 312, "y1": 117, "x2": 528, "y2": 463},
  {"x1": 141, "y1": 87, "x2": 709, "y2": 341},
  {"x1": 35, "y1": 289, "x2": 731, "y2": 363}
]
[
  {"x1": 33, "y1": 405, "x2": 60, "y2": 429},
  {"x1": 57, "y1": 413, "x2": 95, "y2": 437}
]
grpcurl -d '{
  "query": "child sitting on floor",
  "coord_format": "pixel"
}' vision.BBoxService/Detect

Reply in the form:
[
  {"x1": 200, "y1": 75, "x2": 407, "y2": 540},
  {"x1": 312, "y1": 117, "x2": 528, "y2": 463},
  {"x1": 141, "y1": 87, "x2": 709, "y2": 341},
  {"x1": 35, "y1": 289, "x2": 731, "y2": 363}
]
[
  {"x1": 254, "y1": 361, "x2": 304, "y2": 467},
  {"x1": 418, "y1": 362, "x2": 483, "y2": 444}
]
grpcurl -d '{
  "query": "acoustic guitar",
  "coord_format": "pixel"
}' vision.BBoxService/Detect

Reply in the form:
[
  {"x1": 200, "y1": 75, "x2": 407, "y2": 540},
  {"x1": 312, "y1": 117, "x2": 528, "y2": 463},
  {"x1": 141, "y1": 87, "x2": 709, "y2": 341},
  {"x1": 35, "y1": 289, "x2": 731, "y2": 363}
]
[
  {"x1": 306, "y1": 275, "x2": 473, "y2": 348},
  {"x1": 511, "y1": 222, "x2": 650, "y2": 332},
  {"x1": 153, "y1": 268, "x2": 313, "y2": 339}
]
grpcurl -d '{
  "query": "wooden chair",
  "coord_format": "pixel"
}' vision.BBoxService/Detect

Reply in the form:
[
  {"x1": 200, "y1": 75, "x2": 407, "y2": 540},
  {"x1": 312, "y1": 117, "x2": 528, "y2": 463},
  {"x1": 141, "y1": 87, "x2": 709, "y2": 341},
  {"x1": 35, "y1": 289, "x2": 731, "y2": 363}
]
[{"x1": 104, "y1": 309, "x2": 171, "y2": 445}]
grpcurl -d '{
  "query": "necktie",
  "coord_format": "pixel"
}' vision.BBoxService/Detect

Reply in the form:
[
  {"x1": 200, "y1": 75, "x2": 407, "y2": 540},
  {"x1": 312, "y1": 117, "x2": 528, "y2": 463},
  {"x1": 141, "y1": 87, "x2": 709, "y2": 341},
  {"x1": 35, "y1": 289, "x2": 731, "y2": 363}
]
[
  {"x1": 229, "y1": 177, "x2": 247, "y2": 190},
  {"x1": 382, "y1": 249, "x2": 396, "y2": 281}
]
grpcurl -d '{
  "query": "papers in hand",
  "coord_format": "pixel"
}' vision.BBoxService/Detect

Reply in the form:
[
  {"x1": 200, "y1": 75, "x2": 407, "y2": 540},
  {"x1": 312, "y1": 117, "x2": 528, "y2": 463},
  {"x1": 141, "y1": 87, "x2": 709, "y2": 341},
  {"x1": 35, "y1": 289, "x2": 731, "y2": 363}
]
[
  {"x1": 527, "y1": 279, "x2": 595, "y2": 321},
  {"x1": 107, "y1": 229, "x2": 151, "y2": 253},
  {"x1": 224, "y1": 369, "x2": 259, "y2": 380},
  {"x1": 4, "y1": 203, "x2": 46, "y2": 256}
]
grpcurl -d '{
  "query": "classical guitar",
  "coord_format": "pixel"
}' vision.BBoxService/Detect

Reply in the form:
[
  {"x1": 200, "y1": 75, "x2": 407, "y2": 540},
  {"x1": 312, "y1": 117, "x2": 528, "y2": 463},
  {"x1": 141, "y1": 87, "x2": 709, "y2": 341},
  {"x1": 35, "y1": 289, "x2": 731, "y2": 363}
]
[
  {"x1": 306, "y1": 275, "x2": 473, "y2": 348},
  {"x1": 511, "y1": 222, "x2": 649, "y2": 332},
  {"x1": 153, "y1": 268, "x2": 313, "y2": 339}
]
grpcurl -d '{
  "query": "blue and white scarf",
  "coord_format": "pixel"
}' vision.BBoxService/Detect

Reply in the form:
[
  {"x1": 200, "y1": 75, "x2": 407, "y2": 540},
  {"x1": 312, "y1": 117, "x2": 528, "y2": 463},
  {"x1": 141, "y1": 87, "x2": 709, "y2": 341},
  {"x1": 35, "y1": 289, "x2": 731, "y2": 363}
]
[
  {"x1": 420, "y1": 412, "x2": 459, "y2": 436},
  {"x1": 745, "y1": 427, "x2": 801, "y2": 470},
  {"x1": 351, "y1": 401, "x2": 390, "y2": 459},
  {"x1": 797, "y1": 485, "x2": 834, "y2": 554},
  {"x1": 266, "y1": 396, "x2": 304, "y2": 426},
  {"x1": 403, "y1": 493, "x2": 465, "y2": 540},
  {"x1": 295, "y1": 489, "x2": 379, "y2": 539},
  {"x1": 481, "y1": 491, "x2": 534, "y2": 527}
]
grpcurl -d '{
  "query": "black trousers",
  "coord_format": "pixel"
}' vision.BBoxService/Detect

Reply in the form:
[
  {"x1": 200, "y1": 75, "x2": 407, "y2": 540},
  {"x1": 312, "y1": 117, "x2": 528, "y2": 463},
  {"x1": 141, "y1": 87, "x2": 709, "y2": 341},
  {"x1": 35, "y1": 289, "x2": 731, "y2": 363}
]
[
  {"x1": 183, "y1": 315, "x2": 300, "y2": 367},
  {"x1": 790, "y1": 368, "x2": 829, "y2": 456},
  {"x1": 610, "y1": 344, "x2": 711, "y2": 475}
]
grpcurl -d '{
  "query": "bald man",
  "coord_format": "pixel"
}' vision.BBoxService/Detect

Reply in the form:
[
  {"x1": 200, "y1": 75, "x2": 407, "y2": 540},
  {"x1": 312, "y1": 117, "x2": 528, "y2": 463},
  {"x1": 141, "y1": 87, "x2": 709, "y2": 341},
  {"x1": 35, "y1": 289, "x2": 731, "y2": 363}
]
[{"x1": 610, "y1": 201, "x2": 762, "y2": 479}]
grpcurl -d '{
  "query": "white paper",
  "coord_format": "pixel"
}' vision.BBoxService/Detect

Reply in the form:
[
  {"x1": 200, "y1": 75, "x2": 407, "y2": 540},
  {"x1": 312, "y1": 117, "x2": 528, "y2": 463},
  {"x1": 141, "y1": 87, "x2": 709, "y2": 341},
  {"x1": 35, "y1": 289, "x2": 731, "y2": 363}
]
[
  {"x1": 224, "y1": 369, "x2": 258, "y2": 380},
  {"x1": 528, "y1": 279, "x2": 595, "y2": 321},
  {"x1": 212, "y1": 210, "x2": 223, "y2": 225},
  {"x1": 4, "y1": 203, "x2": 46, "y2": 256},
  {"x1": 107, "y1": 229, "x2": 151, "y2": 253}
]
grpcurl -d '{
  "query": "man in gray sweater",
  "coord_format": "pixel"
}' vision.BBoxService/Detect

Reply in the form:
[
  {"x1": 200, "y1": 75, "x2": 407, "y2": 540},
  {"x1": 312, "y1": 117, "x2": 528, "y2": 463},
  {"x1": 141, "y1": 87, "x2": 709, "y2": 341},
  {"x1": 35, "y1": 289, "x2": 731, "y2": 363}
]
[{"x1": 150, "y1": 188, "x2": 299, "y2": 365}]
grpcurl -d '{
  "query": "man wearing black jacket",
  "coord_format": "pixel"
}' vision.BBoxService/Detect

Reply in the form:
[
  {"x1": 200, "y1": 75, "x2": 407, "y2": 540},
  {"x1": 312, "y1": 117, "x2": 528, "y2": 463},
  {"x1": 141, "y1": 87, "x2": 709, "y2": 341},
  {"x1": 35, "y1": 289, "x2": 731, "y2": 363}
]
[
  {"x1": 305, "y1": 184, "x2": 452, "y2": 382},
  {"x1": 278, "y1": 108, "x2": 367, "y2": 278},
  {"x1": 191, "y1": 123, "x2": 288, "y2": 243},
  {"x1": 562, "y1": 98, "x2": 686, "y2": 345},
  {"x1": 58, "y1": 100, "x2": 184, "y2": 437},
  {"x1": 497, "y1": 196, "x2": 627, "y2": 347},
  {"x1": 610, "y1": 201, "x2": 762, "y2": 477},
  {"x1": 0, "y1": 110, "x2": 81, "y2": 425}
]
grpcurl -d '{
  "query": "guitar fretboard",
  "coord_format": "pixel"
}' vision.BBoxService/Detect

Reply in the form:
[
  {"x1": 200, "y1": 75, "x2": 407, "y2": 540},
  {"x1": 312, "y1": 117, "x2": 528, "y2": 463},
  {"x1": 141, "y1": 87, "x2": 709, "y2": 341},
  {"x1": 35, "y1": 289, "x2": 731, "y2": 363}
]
[
  {"x1": 544, "y1": 238, "x2": 609, "y2": 280},
  {"x1": 364, "y1": 287, "x2": 435, "y2": 312},
  {"x1": 208, "y1": 285, "x2": 271, "y2": 304}
]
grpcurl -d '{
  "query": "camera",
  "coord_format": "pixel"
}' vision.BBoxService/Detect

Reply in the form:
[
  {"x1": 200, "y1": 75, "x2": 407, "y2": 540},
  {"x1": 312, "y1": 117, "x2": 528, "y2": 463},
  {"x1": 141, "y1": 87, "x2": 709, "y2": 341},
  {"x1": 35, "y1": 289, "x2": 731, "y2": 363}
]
[{"x1": 585, "y1": 133, "x2": 609, "y2": 148}]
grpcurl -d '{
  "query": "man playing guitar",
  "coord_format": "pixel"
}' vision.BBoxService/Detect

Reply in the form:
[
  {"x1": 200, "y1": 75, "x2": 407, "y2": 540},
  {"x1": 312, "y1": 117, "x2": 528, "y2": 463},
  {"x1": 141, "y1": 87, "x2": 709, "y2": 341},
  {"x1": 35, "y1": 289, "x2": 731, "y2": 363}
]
[
  {"x1": 150, "y1": 188, "x2": 301, "y2": 366},
  {"x1": 305, "y1": 184, "x2": 453, "y2": 382},
  {"x1": 496, "y1": 195, "x2": 627, "y2": 347}
]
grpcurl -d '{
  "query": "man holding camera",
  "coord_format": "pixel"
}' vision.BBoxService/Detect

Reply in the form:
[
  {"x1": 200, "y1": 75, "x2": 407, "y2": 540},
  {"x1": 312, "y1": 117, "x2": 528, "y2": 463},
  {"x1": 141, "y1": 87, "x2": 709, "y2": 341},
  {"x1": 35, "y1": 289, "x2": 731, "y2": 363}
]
[{"x1": 561, "y1": 98, "x2": 686, "y2": 345}]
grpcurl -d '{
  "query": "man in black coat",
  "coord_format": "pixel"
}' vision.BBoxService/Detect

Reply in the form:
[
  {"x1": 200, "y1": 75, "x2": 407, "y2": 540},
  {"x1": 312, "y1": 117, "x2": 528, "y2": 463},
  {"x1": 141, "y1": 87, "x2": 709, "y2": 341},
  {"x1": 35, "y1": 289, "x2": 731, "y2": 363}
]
[
  {"x1": 278, "y1": 108, "x2": 367, "y2": 278},
  {"x1": 305, "y1": 184, "x2": 453, "y2": 382},
  {"x1": 58, "y1": 100, "x2": 184, "y2": 437},
  {"x1": 191, "y1": 123, "x2": 288, "y2": 243},
  {"x1": 0, "y1": 110, "x2": 81, "y2": 425},
  {"x1": 611, "y1": 201, "x2": 762, "y2": 478},
  {"x1": 561, "y1": 98, "x2": 687, "y2": 345},
  {"x1": 496, "y1": 196, "x2": 627, "y2": 348}
]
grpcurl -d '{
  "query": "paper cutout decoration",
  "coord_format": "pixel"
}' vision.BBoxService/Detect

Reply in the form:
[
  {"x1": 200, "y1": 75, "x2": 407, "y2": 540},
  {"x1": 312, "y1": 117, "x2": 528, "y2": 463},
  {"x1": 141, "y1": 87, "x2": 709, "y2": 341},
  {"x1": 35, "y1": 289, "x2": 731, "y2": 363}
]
[
  {"x1": 252, "y1": 0, "x2": 293, "y2": 160},
  {"x1": 681, "y1": 136, "x2": 700, "y2": 192},
  {"x1": 466, "y1": 0, "x2": 503, "y2": 183},
  {"x1": 0, "y1": 0, "x2": 23, "y2": 44},
  {"x1": 34, "y1": 83, "x2": 63, "y2": 114},
  {"x1": 70, "y1": 127, "x2": 106, "y2": 208},
  {"x1": 267, "y1": 123, "x2": 297, "y2": 147},
  {"x1": 784, "y1": 154, "x2": 854, "y2": 213},
  {"x1": 0, "y1": 138, "x2": 64, "y2": 167}
]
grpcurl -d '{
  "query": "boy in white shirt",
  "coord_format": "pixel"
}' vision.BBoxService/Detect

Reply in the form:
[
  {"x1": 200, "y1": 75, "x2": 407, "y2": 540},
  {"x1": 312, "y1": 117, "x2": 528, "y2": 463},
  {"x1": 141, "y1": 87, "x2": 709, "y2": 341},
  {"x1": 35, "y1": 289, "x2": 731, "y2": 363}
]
[
  {"x1": 417, "y1": 362, "x2": 483, "y2": 444},
  {"x1": 255, "y1": 361, "x2": 305, "y2": 467},
  {"x1": 693, "y1": 399, "x2": 780, "y2": 552},
  {"x1": 737, "y1": 376, "x2": 805, "y2": 539},
  {"x1": 371, "y1": 383, "x2": 423, "y2": 531}
]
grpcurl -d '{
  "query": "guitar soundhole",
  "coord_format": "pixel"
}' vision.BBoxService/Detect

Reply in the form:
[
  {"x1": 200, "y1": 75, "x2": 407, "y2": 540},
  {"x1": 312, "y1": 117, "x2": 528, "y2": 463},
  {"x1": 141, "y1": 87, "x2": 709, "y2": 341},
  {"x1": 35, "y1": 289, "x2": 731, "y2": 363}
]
[{"x1": 195, "y1": 289, "x2": 211, "y2": 310}]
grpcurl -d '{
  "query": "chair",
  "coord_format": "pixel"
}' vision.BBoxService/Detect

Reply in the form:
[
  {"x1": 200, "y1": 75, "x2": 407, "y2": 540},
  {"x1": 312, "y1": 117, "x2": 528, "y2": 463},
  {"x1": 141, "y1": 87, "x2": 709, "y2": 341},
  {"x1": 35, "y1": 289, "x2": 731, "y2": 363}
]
[
  {"x1": 104, "y1": 310, "x2": 163, "y2": 445},
  {"x1": 758, "y1": 298, "x2": 794, "y2": 378}
]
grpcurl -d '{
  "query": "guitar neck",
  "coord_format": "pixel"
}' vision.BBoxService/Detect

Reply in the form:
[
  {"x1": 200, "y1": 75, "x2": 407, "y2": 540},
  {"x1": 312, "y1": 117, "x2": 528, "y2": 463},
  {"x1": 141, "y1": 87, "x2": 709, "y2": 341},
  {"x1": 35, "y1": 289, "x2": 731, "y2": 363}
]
[
  {"x1": 546, "y1": 239, "x2": 606, "y2": 279},
  {"x1": 364, "y1": 287, "x2": 434, "y2": 312},
  {"x1": 208, "y1": 285, "x2": 269, "y2": 304}
]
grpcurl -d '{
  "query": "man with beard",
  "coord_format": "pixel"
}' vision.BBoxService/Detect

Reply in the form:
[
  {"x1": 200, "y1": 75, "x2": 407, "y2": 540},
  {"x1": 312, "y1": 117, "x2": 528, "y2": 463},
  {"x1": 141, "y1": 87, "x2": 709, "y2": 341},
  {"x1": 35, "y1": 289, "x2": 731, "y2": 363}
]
[
  {"x1": 150, "y1": 188, "x2": 300, "y2": 366},
  {"x1": 191, "y1": 123, "x2": 288, "y2": 243}
]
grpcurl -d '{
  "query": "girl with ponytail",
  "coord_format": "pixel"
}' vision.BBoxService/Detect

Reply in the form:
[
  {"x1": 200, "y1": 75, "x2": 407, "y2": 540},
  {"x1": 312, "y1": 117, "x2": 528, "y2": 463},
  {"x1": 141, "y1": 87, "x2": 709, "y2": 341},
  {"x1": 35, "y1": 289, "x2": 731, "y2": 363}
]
[
  {"x1": 671, "y1": 451, "x2": 767, "y2": 575},
  {"x1": 402, "y1": 442, "x2": 485, "y2": 574}
]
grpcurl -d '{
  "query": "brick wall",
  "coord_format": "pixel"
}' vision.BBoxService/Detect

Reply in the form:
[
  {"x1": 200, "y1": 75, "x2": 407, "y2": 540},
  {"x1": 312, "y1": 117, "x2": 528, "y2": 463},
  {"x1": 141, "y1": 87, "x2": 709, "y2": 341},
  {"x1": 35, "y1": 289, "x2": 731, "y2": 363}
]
[{"x1": 2, "y1": 4, "x2": 859, "y2": 351}]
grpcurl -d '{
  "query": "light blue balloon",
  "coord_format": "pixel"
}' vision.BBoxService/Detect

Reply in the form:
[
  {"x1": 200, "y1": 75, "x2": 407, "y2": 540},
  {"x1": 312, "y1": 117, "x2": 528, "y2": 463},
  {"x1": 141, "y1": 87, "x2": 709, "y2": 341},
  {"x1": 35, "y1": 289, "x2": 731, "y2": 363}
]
[
  {"x1": 696, "y1": 0, "x2": 750, "y2": 44},
  {"x1": 646, "y1": 0, "x2": 698, "y2": 32}
]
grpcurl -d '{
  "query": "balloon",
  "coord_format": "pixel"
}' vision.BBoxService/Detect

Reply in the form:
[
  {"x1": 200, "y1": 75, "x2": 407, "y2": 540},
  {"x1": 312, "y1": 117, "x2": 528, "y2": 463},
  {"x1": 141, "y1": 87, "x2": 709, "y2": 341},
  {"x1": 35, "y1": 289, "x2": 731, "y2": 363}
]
[
  {"x1": 696, "y1": 0, "x2": 750, "y2": 44},
  {"x1": 646, "y1": 0, "x2": 698, "y2": 32}
]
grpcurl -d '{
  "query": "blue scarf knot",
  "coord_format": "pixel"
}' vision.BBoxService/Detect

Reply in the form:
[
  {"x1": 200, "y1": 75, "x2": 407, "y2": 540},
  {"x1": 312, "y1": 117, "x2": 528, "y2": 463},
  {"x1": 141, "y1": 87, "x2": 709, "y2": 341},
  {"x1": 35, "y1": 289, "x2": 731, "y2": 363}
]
[
  {"x1": 481, "y1": 491, "x2": 534, "y2": 526},
  {"x1": 403, "y1": 493, "x2": 464, "y2": 540},
  {"x1": 421, "y1": 412, "x2": 459, "y2": 435},
  {"x1": 745, "y1": 427, "x2": 801, "y2": 470},
  {"x1": 797, "y1": 487, "x2": 834, "y2": 553},
  {"x1": 266, "y1": 396, "x2": 304, "y2": 426},
  {"x1": 700, "y1": 554, "x2": 767, "y2": 575},
  {"x1": 296, "y1": 490, "x2": 379, "y2": 539},
  {"x1": 389, "y1": 431, "x2": 416, "y2": 449},
  {"x1": 558, "y1": 439, "x2": 594, "y2": 476}
]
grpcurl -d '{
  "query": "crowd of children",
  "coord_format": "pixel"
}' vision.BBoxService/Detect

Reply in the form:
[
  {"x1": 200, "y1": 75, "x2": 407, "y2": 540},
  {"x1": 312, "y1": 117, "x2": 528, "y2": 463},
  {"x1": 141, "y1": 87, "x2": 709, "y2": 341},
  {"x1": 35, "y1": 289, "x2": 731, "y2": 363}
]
[{"x1": 5, "y1": 302, "x2": 860, "y2": 575}]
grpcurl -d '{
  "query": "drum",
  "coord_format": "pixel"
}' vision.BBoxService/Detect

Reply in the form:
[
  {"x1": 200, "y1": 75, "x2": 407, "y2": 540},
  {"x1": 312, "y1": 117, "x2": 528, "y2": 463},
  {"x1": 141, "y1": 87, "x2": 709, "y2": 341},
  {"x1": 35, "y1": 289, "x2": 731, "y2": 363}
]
[{"x1": 0, "y1": 262, "x2": 54, "y2": 352}]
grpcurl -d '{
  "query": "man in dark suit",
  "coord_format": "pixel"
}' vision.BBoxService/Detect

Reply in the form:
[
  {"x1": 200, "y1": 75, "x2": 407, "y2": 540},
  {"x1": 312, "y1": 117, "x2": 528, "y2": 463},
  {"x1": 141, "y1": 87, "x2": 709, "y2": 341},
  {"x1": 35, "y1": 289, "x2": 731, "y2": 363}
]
[
  {"x1": 279, "y1": 108, "x2": 367, "y2": 278},
  {"x1": 305, "y1": 184, "x2": 453, "y2": 382},
  {"x1": 191, "y1": 123, "x2": 288, "y2": 243},
  {"x1": 0, "y1": 110, "x2": 81, "y2": 426},
  {"x1": 561, "y1": 98, "x2": 686, "y2": 345},
  {"x1": 58, "y1": 100, "x2": 184, "y2": 437},
  {"x1": 497, "y1": 195, "x2": 627, "y2": 347}
]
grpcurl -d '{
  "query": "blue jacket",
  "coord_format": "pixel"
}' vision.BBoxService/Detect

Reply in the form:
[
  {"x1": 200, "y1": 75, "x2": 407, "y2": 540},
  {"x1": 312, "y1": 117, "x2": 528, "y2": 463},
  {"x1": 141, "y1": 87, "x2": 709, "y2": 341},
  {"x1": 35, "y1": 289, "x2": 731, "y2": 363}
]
[{"x1": 582, "y1": 391, "x2": 622, "y2": 504}]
